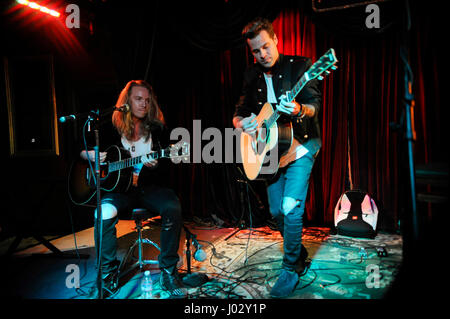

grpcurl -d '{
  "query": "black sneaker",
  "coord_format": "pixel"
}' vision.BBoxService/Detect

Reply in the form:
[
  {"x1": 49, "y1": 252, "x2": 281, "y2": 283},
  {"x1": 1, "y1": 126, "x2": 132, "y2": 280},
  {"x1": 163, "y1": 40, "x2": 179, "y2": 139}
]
[
  {"x1": 269, "y1": 269, "x2": 299, "y2": 298},
  {"x1": 159, "y1": 268, "x2": 187, "y2": 298}
]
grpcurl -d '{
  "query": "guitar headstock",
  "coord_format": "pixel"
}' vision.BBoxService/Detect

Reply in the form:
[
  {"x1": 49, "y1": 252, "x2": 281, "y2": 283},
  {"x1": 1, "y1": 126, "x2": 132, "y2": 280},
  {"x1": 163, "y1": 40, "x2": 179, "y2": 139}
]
[
  {"x1": 305, "y1": 48, "x2": 338, "y2": 81},
  {"x1": 168, "y1": 140, "x2": 190, "y2": 163}
]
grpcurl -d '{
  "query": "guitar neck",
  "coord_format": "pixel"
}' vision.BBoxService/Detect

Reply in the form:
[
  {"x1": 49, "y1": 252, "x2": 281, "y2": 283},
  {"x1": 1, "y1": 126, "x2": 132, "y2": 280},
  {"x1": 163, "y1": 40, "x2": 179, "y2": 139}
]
[
  {"x1": 108, "y1": 149, "x2": 169, "y2": 172},
  {"x1": 286, "y1": 76, "x2": 309, "y2": 103},
  {"x1": 266, "y1": 74, "x2": 309, "y2": 127},
  {"x1": 266, "y1": 48, "x2": 337, "y2": 127}
]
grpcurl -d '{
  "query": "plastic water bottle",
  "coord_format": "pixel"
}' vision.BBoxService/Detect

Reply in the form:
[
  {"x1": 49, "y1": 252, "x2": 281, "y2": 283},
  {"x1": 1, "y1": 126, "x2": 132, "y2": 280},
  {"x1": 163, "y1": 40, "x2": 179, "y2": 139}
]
[{"x1": 140, "y1": 270, "x2": 153, "y2": 299}]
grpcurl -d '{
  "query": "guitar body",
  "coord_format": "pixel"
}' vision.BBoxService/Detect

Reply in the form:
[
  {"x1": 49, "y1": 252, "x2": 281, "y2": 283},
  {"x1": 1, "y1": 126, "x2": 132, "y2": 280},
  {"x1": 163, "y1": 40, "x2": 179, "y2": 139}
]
[
  {"x1": 68, "y1": 145, "x2": 133, "y2": 205},
  {"x1": 240, "y1": 102, "x2": 293, "y2": 180}
]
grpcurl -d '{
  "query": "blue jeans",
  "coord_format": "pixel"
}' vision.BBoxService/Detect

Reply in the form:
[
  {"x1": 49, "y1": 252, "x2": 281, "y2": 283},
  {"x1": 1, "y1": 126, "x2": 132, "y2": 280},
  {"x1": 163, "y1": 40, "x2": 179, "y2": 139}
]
[{"x1": 266, "y1": 152, "x2": 315, "y2": 272}]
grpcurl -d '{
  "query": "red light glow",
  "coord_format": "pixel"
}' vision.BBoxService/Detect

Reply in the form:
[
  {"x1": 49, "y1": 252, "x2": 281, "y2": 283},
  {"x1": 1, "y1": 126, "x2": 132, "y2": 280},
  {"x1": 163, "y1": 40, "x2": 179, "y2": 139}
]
[{"x1": 16, "y1": 0, "x2": 61, "y2": 18}]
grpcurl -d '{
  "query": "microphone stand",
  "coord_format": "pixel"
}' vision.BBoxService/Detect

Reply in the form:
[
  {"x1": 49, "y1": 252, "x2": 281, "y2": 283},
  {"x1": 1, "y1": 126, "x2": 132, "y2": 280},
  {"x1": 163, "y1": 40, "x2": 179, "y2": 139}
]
[
  {"x1": 181, "y1": 225, "x2": 209, "y2": 287},
  {"x1": 90, "y1": 108, "x2": 119, "y2": 299},
  {"x1": 91, "y1": 112, "x2": 104, "y2": 300},
  {"x1": 225, "y1": 166, "x2": 264, "y2": 241},
  {"x1": 60, "y1": 106, "x2": 116, "y2": 299},
  {"x1": 390, "y1": 0, "x2": 419, "y2": 245},
  {"x1": 185, "y1": 227, "x2": 193, "y2": 275},
  {"x1": 225, "y1": 177, "x2": 247, "y2": 241},
  {"x1": 401, "y1": 0, "x2": 419, "y2": 243}
]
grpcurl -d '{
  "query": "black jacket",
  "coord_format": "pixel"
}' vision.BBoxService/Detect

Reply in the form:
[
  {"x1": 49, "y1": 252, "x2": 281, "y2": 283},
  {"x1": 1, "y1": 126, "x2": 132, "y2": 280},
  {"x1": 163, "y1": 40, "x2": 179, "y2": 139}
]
[{"x1": 234, "y1": 54, "x2": 322, "y2": 155}]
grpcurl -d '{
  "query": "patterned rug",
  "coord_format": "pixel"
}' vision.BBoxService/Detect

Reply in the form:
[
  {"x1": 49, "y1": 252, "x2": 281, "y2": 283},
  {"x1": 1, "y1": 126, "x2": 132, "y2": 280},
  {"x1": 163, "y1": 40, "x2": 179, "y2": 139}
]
[{"x1": 117, "y1": 226, "x2": 403, "y2": 299}]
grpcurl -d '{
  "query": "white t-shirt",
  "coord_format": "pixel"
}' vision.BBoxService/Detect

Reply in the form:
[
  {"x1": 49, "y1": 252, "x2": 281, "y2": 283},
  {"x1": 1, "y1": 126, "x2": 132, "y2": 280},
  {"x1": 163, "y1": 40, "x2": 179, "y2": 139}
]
[
  {"x1": 121, "y1": 135, "x2": 152, "y2": 185},
  {"x1": 263, "y1": 73, "x2": 278, "y2": 104}
]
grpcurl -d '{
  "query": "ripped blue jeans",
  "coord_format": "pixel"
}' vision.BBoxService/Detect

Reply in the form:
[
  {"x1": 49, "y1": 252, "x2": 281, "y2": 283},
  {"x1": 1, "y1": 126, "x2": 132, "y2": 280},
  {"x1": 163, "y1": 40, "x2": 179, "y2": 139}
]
[{"x1": 266, "y1": 152, "x2": 315, "y2": 272}]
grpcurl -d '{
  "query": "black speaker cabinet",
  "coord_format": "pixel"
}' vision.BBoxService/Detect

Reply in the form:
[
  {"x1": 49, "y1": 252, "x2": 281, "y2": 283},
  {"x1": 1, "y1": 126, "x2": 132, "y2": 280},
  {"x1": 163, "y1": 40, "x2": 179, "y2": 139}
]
[{"x1": 4, "y1": 55, "x2": 59, "y2": 157}]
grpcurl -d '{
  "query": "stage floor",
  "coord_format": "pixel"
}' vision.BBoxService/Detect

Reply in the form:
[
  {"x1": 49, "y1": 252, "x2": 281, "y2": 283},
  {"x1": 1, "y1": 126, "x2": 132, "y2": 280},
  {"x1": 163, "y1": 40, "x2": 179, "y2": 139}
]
[{"x1": 0, "y1": 219, "x2": 403, "y2": 300}]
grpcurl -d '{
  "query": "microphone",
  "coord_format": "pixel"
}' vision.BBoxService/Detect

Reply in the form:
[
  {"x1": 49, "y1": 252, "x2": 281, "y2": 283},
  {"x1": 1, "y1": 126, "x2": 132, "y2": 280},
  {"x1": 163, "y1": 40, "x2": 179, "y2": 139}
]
[
  {"x1": 58, "y1": 114, "x2": 76, "y2": 123},
  {"x1": 114, "y1": 104, "x2": 130, "y2": 112},
  {"x1": 181, "y1": 226, "x2": 210, "y2": 287},
  {"x1": 192, "y1": 237, "x2": 207, "y2": 262},
  {"x1": 59, "y1": 104, "x2": 128, "y2": 124}
]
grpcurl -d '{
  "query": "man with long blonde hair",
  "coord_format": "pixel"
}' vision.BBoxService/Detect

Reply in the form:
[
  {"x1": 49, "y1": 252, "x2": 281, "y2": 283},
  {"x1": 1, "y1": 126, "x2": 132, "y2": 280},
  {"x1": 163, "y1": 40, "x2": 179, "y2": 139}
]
[
  {"x1": 112, "y1": 80, "x2": 165, "y2": 142},
  {"x1": 81, "y1": 80, "x2": 185, "y2": 298}
]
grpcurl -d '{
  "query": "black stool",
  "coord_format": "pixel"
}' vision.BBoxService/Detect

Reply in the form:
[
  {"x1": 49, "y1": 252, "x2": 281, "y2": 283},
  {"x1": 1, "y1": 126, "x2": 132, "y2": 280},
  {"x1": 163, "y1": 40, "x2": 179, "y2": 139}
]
[{"x1": 118, "y1": 208, "x2": 160, "y2": 278}]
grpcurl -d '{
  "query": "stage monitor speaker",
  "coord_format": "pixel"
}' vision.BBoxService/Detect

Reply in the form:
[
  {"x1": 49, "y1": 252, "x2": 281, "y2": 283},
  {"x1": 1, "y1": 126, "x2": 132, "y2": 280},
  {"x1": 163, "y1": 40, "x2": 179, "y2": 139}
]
[
  {"x1": 4, "y1": 55, "x2": 59, "y2": 157},
  {"x1": 334, "y1": 189, "x2": 379, "y2": 238}
]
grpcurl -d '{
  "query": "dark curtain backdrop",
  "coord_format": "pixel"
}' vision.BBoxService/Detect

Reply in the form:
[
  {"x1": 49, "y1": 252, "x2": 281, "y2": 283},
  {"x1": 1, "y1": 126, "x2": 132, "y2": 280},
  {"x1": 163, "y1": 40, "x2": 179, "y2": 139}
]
[
  {"x1": 309, "y1": 1, "x2": 445, "y2": 230},
  {"x1": 151, "y1": 0, "x2": 442, "y2": 231},
  {"x1": 2, "y1": 0, "x2": 444, "y2": 234},
  {"x1": 93, "y1": 0, "x2": 444, "y2": 230}
]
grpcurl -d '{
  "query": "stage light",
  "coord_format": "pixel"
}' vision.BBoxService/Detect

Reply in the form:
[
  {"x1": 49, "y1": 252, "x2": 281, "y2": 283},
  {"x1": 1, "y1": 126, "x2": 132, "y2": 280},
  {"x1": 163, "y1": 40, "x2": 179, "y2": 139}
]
[
  {"x1": 39, "y1": 6, "x2": 50, "y2": 14},
  {"x1": 49, "y1": 10, "x2": 60, "y2": 17},
  {"x1": 15, "y1": 0, "x2": 61, "y2": 18},
  {"x1": 28, "y1": 2, "x2": 39, "y2": 9}
]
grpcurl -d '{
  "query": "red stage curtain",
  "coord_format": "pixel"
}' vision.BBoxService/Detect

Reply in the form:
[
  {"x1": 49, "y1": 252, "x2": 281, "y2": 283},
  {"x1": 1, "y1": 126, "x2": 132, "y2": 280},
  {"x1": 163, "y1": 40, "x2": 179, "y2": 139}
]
[{"x1": 271, "y1": 7, "x2": 442, "y2": 229}]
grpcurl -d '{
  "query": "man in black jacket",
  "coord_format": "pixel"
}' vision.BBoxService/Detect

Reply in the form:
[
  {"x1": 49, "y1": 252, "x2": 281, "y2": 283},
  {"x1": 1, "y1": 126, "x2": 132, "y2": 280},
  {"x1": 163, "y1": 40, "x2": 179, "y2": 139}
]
[{"x1": 233, "y1": 18, "x2": 322, "y2": 298}]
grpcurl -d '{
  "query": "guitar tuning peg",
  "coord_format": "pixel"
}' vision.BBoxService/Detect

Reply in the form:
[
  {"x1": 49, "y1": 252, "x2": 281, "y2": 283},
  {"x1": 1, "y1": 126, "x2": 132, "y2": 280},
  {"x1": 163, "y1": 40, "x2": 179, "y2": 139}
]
[
  {"x1": 331, "y1": 65, "x2": 337, "y2": 70},
  {"x1": 318, "y1": 76, "x2": 324, "y2": 80},
  {"x1": 325, "y1": 70, "x2": 331, "y2": 75}
]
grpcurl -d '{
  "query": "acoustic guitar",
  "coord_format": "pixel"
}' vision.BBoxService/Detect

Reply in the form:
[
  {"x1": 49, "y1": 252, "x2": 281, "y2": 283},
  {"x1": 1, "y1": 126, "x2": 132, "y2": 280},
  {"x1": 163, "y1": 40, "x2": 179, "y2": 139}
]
[
  {"x1": 240, "y1": 48, "x2": 338, "y2": 180},
  {"x1": 68, "y1": 141, "x2": 189, "y2": 205}
]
